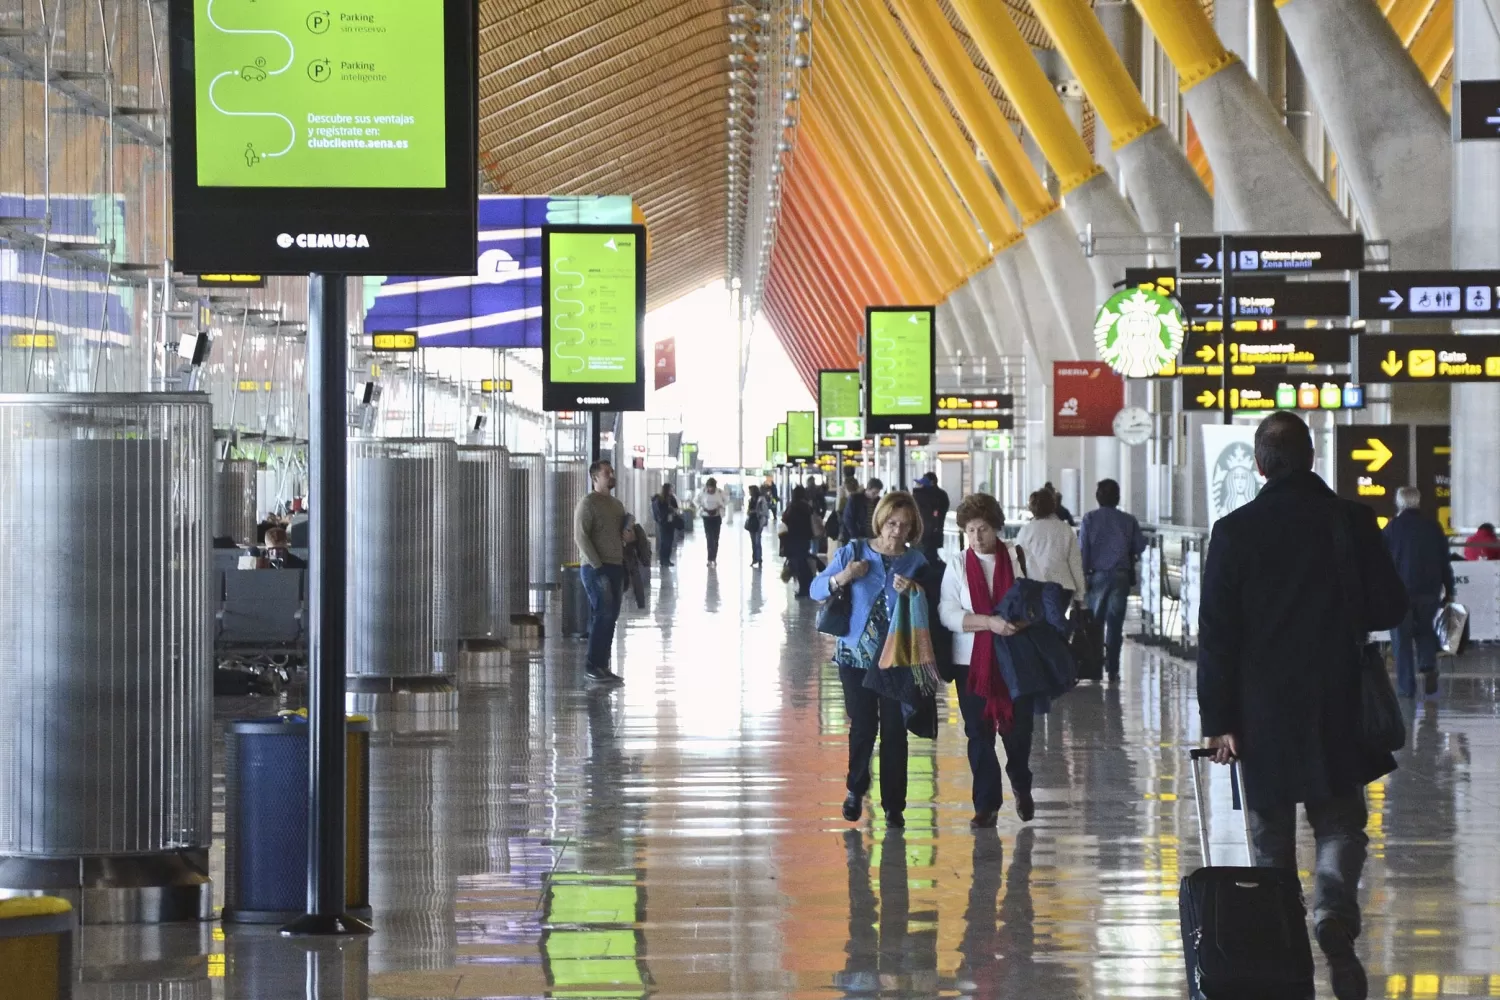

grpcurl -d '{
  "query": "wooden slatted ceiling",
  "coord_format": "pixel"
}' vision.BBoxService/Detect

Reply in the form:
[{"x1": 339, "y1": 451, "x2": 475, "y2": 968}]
[{"x1": 478, "y1": 0, "x2": 732, "y2": 310}]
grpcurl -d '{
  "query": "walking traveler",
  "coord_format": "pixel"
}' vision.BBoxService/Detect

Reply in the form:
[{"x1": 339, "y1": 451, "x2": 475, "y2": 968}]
[
  {"x1": 911, "y1": 472, "x2": 950, "y2": 564},
  {"x1": 1078, "y1": 479, "x2": 1146, "y2": 681},
  {"x1": 835, "y1": 476, "x2": 860, "y2": 543},
  {"x1": 745, "y1": 484, "x2": 768, "y2": 568},
  {"x1": 695, "y1": 477, "x2": 730, "y2": 566},
  {"x1": 780, "y1": 485, "x2": 818, "y2": 598},
  {"x1": 651, "y1": 482, "x2": 681, "y2": 568},
  {"x1": 1015, "y1": 490, "x2": 1085, "y2": 600},
  {"x1": 1464, "y1": 522, "x2": 1499, "y2": 561},
  {"x1": 1042, "y1": 482, "x2": 1075, "y2": 526},
  {"x1": 1198, "y1": 411, "x2": 1407, "y2": 1000},
  {"x1": 937, "y1": 493, "x2": 1038, "y2": 826},
  {"x1": 811, "y1": 491, "x2": 930, "y2": 828},
  {"x1": 574, "y1": 460, "x2": 630, "y2": 686},
  {"x1": 1383, "y1": 487, "x2": 1455, "y2": 698},
  {"x1": 842, "y1": 478, "x2": 883, "y2": 542}
]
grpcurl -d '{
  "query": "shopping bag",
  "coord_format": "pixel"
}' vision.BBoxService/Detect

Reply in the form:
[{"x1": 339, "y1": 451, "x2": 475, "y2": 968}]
[{"x1": 1434, "y1": 602, "x2": 1469, "y2": 655}]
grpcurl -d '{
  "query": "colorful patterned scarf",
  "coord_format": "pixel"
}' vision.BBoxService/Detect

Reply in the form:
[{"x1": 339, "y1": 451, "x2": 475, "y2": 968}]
[{"x1": 879, "y1": 586, "x2": 941, "y2": 692}]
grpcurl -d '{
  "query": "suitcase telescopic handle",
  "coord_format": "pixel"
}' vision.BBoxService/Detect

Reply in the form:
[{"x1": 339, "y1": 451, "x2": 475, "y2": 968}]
[{"x1": 1188, "y1": 748, "x2": 1255, "y2": 866}]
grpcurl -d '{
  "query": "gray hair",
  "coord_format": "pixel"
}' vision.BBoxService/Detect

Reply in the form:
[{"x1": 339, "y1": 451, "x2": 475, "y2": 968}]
[{"x1": 1396, "y1": 487, "x2": 1421, "y2": 512}]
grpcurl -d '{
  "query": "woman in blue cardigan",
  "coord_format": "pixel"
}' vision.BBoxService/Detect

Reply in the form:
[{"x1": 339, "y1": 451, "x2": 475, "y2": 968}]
[{"x1": 812, "y1": 490, "x2": 928, "y2": 828}]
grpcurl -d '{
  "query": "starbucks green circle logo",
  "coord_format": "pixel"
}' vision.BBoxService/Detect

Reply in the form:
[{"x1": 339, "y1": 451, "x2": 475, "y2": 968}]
[{"x1": 1093, "y1": 286, "x2": 1186, "y2": 378}]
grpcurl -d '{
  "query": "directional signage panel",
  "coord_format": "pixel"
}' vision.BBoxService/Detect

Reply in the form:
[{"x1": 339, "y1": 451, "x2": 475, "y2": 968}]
[
  {"x1": 818, "y1": 369, "x2": 863, "y2": 447},
  {"x1": 937, "y1": 393, "x2": 1014, "y2": 412},
  {"x1": 1183, "y1": 371, "x2": 1363, "y2": 412},
  {"x1": 937, "y1": 392, "x2": 1014, "y2": 431},
  {"x1": 1180, "y1": 234, "x2": 1366, "y2": 276},
  {"x1": 1458, "y1": 80, "x2": 1500, "y2": 140},
  {"x1": 1336, "y1": 425, "x2": 1410, "y2": 527},
  {"x1": 1415, "y1": 425, "x2": 1453, "y2": 534},
  {"x1": 938, "y1": 413, "x2": 1015, "y2": 432},
  {"x1": 1179, "y1": 277, "x2": 1351, "y2": 320},
  {"x1": 1353, "y1": 270, "x2": 1500, "y2": 320},
  {"x1": 1357, "y1": 335, "x2": 1500, "y2": 382},
  {"x1": 1182, "y1": 331, "x2": 1351, "y2": 366}
]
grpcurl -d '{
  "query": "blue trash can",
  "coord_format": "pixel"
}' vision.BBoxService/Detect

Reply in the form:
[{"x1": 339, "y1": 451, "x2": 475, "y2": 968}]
[{"x1": 222, "y1": 714, "x2": 371, "y2": 924}]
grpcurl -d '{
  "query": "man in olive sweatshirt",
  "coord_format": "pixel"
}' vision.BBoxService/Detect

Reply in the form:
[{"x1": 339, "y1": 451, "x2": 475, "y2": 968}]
[{"x1": 574, "y1": 460, "x2": 628, "y2": 686}]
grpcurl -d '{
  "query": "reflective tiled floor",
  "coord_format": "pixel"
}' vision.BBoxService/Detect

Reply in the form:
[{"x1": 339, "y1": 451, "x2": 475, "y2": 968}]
[{"x1": 79, "y1": 524, "x2": 1500, "y2": 998}]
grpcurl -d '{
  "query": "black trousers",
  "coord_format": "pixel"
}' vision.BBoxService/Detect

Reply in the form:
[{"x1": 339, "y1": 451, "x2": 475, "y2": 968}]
[
  {"x1": 952, "y1": 665, "x2": 1035, "y2": 812},
  {"x1": 703, "y1": 514, "x2": 722, "y2": 561},
  {"x1": 839, "y1": 664, "x2": 908, "y2": 813}
]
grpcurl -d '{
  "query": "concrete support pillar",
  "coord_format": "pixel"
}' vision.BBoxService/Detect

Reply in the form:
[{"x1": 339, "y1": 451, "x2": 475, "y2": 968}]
[
  {"x1": 1131, "y1": 0, "x2": 1348, "y2": 231},
  {"x1": 1450, "y1": 0, "x2": 1500, "y2": 533},
  {"x1": 1023, "y1": 211, "x2": 1096, "y2": 361},
  {"x1": 1092, "y1": 1, "x2": 1144, "y2": 182},
  {"x1": 1063, "y1": 171, "x2": 1148, "y2": 300},
  {"x1": 1217, "y1": 0, "x2": 1288, "y2": 101},
  {"x1": 1277, "y1": 0, "x2": 1452, "y2": 268},
  {"x1": 937, "y1": 298, "x2": 983, "y2": 363},
  {"x1": 1112, "y1": 125, "x2": 1217, "y2": 233}
]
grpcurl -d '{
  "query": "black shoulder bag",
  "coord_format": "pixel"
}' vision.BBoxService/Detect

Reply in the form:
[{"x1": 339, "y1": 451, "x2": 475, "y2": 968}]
[
  {"x1": 816, "y1": 541, "x2": 859, "y2": 637},
  {"x1": 1330, "y1": 504, "x2": 1407, "y2": 755}
]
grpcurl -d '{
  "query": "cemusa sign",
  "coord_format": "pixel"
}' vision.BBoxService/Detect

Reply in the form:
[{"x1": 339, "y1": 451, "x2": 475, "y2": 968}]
[
  {"x1": 277, "y1": 232, "x2": 371, "y2": 249},
  {"x1": 1094, "y1": 286, "x2": 1187, "y2": 378}
]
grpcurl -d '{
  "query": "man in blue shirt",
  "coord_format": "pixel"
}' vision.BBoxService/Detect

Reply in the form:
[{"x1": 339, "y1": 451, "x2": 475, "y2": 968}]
[
  {"x1": 1383, "y1": 486, "x2": 1455, "y2": 697},
  {"x1": 1079, "y1": 479, "x2": 1146, "y2": 680}
]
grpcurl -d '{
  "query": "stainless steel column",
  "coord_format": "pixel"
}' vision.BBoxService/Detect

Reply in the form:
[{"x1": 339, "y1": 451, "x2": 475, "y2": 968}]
[
  {"x1": 552, "y1": 461, "x2": 588, "y2": 576},
  {"x1": 346, "y1": 438, "x2": 459, "y2": 713},
  {"x1": 456, "y1": 445, "x2": 510, "y2": 647},
  {"x1": 216, "y1": 458, "x2": 259, "y2": 545},
  {"x1": 505, "y1": 464, "x2": 533, "y2": 617},
  {"x1": 0, "y1": 394, "x2": 213, "y2": 923},
  {"x1": 511, "y1": 453, "x2": 546, "y2": 608}
]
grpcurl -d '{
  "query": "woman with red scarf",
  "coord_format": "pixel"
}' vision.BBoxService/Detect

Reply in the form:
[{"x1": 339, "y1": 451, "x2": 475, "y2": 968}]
[{"x1": 938, "y1": 493, "x2": 1036, "y2": 828}]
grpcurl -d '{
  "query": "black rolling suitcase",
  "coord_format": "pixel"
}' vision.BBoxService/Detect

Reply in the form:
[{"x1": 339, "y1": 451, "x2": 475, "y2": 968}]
[
  {"x1": 1180, "y1": 749, "x2": 1315, "y2": 1000},
  {"x1": 1068, "y1": 605, "x2": 1104, "y2": 682}
]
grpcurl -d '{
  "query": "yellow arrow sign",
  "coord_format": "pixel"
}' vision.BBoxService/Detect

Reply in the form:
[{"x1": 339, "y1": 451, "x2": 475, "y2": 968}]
[
  {"x1": 1352, "y1": 437, "x2": 1394, "y2": 473},
  {"x1": 1196, "y1": 390, "x2": 1220, "y2": 408},
  {"x1": 1380, "y1": 350, "x2": 1403, "y2": 377},
  {"x1": 1196, "y1": 344, "x2": 1216, "y2": 362}
]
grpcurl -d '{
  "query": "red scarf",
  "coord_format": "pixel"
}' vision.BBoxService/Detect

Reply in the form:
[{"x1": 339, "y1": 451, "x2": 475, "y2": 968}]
[{"x1": 965, "y1": 546, "x2": 1016, "y2": 733}]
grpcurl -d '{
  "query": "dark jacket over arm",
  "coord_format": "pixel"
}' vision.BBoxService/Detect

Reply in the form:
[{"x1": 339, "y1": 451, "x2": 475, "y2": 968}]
[{"x1": 1196, "y1": 471, "x2": 1406, "y2": 809}]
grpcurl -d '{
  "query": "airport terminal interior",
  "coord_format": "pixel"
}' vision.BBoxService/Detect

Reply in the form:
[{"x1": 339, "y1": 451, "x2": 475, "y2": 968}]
[{"x1": 5, "y1": 0, "x2": 1500, "y2": 997}]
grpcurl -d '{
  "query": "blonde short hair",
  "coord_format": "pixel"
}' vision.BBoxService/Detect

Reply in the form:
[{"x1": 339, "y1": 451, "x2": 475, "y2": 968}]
[{"x1": 872, "y1": 490, "x2": 923, "y2": 545}]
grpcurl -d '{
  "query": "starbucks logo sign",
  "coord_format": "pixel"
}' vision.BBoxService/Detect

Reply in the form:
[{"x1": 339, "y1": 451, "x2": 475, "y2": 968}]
[
  {"x1": 1211, "y1": 441, "x2": 1262, "y2": 523},
  {"x1": 1093, "y1": 286, "x2": 1186, "y2": 378}
]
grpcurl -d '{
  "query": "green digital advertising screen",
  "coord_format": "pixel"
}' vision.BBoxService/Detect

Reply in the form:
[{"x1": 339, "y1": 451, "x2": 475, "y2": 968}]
[
  {"x1": 774, "y1": 423, "x2": 788, "y2": 465},
  {"x1": 865, "y1": 307, "x2": 936, "y2": 433},
  {"x1": 818, "y1": 369, "x2": 863, "y2": 443},
  {"x1": 542, "y1": 225, "x2": 647, "y2": 411},
  {"x1": 192, "y1": 0, "x2": 446, "y2": 189},
  {"x1": 787, "y1": 411, "x2": 815, "y2": 459}
]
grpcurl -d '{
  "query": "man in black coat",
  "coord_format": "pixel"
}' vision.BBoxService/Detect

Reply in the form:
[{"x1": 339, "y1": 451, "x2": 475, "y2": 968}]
[
  {"x1": 1198, "y1": 412, "x2": 1407, "y2": 1000},
  {"x1": 911, "y1": 472, "x2": 951, "y2": 564},
  {"x1": 1382, "y1": 486, "x2": 1455, "y2": 698}
]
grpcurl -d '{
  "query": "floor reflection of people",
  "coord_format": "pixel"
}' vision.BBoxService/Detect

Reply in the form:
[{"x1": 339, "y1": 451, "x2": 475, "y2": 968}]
[
  {"x1": 835, "y1": 829, "x2": 938, "y2": 996},
  {"x1": 581, "y1": 690, "x2": 634, "y2": 872}
]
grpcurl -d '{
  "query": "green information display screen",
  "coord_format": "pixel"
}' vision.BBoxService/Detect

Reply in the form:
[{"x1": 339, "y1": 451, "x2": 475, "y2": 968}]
[
  {"x1": 192, "y1": 0, "x2": 447, "y2": 189},
  {"x1": 774, "y1": 423, "x2": 788, "y2": 465},
  {"x1": 868, "y1": 310, "x2": 933, "y2": 416},
  {"x1": 818, "y1": 369, "x2": 863, "y2": 442},
  {"x1": 548, "y1": 231, "x2": 639, "y2": 384},
  {"x1": 787, "y1": 411, "x2": 815, "y2": 459}
]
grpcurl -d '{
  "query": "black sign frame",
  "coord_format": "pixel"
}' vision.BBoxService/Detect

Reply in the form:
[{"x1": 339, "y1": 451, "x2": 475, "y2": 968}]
[
  {"x1": 1353, "y1": 270, "x2": 1500, "y2": 320},
  {"x1": 167, "y1": 0, "x2": 478, "y2": 276},
  {"x1": 1179, "y1": 234, "x2": 1366, "y2": 276},
  {"x1": 540, "y1": 224, "x2": 648, "y2": 412},
  {"x1": 817, "y1": 368, "x2": 864, "y2": 451},
  {"x1": 1356, "y1": 334, "x2": 1500, "y2": 383},
  {"x1": 1335, "y1": 424, "x2": 1411, "y2": 526},
  {"x1": 1458, "y1": 80, "x2": 1500, "y2": 140},
  {"x1": 862, "y1": 305, "x2": 938, "y2": 435}
]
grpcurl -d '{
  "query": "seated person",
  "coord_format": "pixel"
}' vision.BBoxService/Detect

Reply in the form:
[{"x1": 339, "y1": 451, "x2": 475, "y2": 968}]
[{"x1": 261, "y1": 527, "x2": 306, "y2": 569}]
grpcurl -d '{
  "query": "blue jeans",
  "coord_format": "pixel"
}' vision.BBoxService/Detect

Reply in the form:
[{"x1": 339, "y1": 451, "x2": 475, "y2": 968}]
[
  {"x1": 749, "y1": 529, "x2": 763, "y2": 565},
  {"x1": 1391, "y1": 597, "x2": 1440, "y2": 697},
  {"x1": 657, "y1": 522, "x2": 675, "y2": 566},
  {"x1": 580, "y1": 563, "x2": 623, "y2": 674},
  {"x1": 1248, "y1": 790, "x2": 1368, "y2": 935},
  {"x1": 1086, "y1": 568, "x2": 1132, "y2": 676}
]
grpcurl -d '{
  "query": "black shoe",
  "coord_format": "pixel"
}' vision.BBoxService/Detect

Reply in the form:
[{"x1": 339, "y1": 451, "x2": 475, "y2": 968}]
[
  {"x1": 1316, "y1": 920, "x2": 1368, "y2": 1000},
  {"x1": 970, "y1": 809, "x2": 998, "y2": 830},
  {"x1": 884, "y1": 809, "x2": 904, "y2": 829},
  {"x1": 842, "y1": 792, "x2": 862, "y2": 822},
  {"x1": 1015, "y1": 789, "x2": 1035, "y2": 823},
  {"x1": 585, "y1": 668, "x2": 625, "y2": 687},
  {"x1": 1422, "y1": 669, "x2": 1439, "y2": 696}
]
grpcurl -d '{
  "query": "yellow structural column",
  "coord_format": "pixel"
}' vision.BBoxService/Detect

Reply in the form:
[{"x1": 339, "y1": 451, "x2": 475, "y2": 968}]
[
  {"x1": 807, "y1": 53, "x2": 971, "y2": 290},
  {"x1": 819, "y1": 17, "x2": 992, "y2": 274},
  {"x1": 841, "y1": 0, "x2": 1021, "y2": 251},
  {"x1": 800, "y1": 115, "x2": 944, "y2": 303},
  {"x1": 1384, "y1": 0, "x2": 1440, "y2": 45},
  {"x1": 945, "y1": 0, "x2": 1101, "y2": 194},
  {"x1": 885, "y1": 0, "x2": 1059, "y2": 227},
  {"x1": 1028, "y1": 0, "x2": 1161, "y2": 149},
  {"x1": 1129, "y1": 0, "x2": 1239, "y2": 90},
  {"x1": 1408, "y1": 0, "x2": 1454, "y2": 85}
]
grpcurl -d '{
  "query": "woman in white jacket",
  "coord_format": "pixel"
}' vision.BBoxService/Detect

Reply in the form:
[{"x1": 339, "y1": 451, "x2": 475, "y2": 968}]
[
  {"x1": 938, "y1": 493, "x2": 1038, "y2": 827},
  {"x1": 1014, "y1": 488, "x2": 1085, "y2": 600}
]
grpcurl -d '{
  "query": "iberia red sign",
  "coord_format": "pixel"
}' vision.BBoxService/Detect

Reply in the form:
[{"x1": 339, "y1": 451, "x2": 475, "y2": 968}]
[
  {"x1": 1052, "y1": 361, "x2": 1124, "y2": 437},
  {"x1": 654, "y1": 338, "x2": 676, "y2": 391}
]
